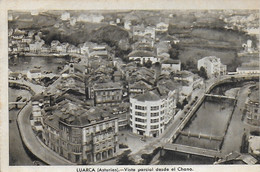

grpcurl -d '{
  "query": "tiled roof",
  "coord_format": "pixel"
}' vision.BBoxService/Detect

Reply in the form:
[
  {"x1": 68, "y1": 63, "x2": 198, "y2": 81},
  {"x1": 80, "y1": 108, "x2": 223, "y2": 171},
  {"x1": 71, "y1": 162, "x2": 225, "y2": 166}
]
[
  {"x1": 93, "y1": 81, "x2": 122, "y2": 90},
  {"x1": 129, "y1": 80, "x2": 153, "y2": 89},
  {"x1": 162, "y1": 58, "x2": 180, "y2": 64},
  {"x1": 30, "y1": 69, "x2": 41, "y2": 73},
  {"x1": 44, "y1": 115, "x2": 60, "y2": 130},
  {"x1": 134, "y1": 91, "x2": 161, "y2": 102},
  {"x1": 128, "y1": 50, "x2": 154, "y2": 57}
]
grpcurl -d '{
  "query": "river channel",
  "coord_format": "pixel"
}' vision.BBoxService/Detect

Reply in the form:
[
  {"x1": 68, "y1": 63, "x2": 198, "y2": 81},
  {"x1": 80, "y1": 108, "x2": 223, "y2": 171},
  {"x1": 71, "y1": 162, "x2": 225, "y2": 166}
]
[{"x1": 158, "y1": 81, "x2": 258, "y2": 165}]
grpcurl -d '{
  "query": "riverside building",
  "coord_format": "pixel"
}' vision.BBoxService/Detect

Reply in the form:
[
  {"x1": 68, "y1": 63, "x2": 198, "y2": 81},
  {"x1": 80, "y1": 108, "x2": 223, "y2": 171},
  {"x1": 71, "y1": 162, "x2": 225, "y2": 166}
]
[
  {"x1": 42, "y1": 99, "x2": 119, "y2": 164},
  {"x1": 129, "y1": 91, "x2": 165, "y2": 137}
]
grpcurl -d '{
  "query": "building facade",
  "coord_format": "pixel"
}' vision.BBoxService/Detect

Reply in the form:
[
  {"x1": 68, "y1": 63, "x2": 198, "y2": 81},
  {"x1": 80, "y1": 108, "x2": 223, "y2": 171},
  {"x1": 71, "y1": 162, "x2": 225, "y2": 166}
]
[
  {"x1": 42, "y1": 103, "x2": 119, "y2": 164},
  {"x1": 161, "y1": 59, "x2": 181, "y2": 74},
  {"x1": 246, "y1": 87, "x2": 260, "y2": 126},
  {"x1": 236, "y1": 66, "x2": 260, "y2": 74},
  {"x1": 197, "y1": 56, "x2": 227, "y2": 78},
  {"x1": 92, "y1": 82, "x2": 123, "y2": 106},
  {"x1": 130, "y1": 91, "x2": 165, "y2": 137}
]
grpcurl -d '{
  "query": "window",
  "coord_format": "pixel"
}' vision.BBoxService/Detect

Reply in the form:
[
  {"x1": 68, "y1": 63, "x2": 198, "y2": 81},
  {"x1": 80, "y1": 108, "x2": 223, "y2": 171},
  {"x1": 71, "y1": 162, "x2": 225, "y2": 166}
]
[
  {"x1": 151, "y1": 119, "x2": 159, "y2": 123},
  {"x1": 151, "y1": 106, "x2": 159, "y2": 111},
  {"x1": 151, "y1": 112, "x2": 159, "y2": 117},
  {"x1": 135, "y1": 118, "x2": 146, "y2": 123},
  {"x1": 161, "y1": 104, "x2": 164, "y2": 108},
  {"x1": 161, "y1": 110, "x2": 164, "y2": 114},
  {"x1": 135, "y1": 124, "x2": 146, "y2": 129},
  {"x1": 151, "y1": 125, "x2": 159, "y2": 129},
  {"x1": 160, "y1": 116, "x2": 164, "y2": 121},
  {"x1": 135, "y1": 111, "x2": 146, "y2": 117},
  {"x1": 135, "y1": 105, "x2": 146, "y2": 110}
]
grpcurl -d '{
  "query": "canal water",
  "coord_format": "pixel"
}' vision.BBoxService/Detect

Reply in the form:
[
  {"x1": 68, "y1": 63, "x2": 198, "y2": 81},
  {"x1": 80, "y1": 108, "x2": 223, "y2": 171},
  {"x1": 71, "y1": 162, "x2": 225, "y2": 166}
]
[
  {"x1": 9, "y1": 56, "x2": 70, "y2": 74},
  {"x1": 159, "y1": 86, "x2": 240, "y2": 165}
]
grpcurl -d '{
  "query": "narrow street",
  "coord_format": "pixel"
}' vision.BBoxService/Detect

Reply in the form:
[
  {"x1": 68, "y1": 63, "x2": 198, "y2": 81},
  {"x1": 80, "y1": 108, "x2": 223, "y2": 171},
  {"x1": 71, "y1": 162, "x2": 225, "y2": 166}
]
[
  {"x1": 17, "y1": 102, "x2": 75, "y2": 165},
  {"x1": 221, "y1": 84, "x2": 255, "y2": 154}
]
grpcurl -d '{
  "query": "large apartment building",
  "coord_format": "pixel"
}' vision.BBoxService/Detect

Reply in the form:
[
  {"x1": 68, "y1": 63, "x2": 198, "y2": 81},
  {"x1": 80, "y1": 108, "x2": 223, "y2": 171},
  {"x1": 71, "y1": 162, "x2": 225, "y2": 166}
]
[
  {"x1": 129, "y1": 91, "x2": 165, "y2": 137},
  {"x1": 42, "y1": 100, "x2": 119, "y2": 164}
]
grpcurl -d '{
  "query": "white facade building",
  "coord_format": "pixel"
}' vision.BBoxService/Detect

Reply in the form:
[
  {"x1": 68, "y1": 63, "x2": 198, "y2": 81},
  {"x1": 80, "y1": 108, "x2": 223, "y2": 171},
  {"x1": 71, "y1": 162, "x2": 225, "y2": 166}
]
[
  {"x1": 155, "y1": 22, "x2": 169, "y2": 32},
  {"x1": 61, "y1": 12, "x2": 70, "y2": 21},
  {"x1": 197, "y1": 56, "x2": 227, "y2": 78},
  {"x1": 236, "y1": 66, "x2": 260, "y2": 74},
  {"x1": 27, "y1": 69, "x2": 41, "y2": 81},
  {"x1": 130, "y1": 91, "x2": 165, "y2": 137},
  {"x1": 128, "y1": 50, "x2": 159, "y2": 65},
  {"x1": 161, "y1": 59, "x2": 181, "y2": 74}
]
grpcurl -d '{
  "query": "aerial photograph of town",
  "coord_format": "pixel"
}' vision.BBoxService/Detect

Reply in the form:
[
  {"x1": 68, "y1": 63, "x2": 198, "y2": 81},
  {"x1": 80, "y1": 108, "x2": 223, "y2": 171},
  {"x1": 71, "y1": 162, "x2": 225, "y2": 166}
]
[{"x1": 8, "y1": 10, "x2": 259, "y2": 166}]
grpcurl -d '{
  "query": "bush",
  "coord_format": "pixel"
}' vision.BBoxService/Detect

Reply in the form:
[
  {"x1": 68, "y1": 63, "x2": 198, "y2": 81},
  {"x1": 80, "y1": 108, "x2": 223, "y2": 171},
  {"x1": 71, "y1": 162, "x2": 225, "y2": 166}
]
[
  {"x1": 116, "y1": 150, "x2": 135, "y2": 165},
  {"x1": 119, "y1": 144, "x2": 129, "y2": 149}
]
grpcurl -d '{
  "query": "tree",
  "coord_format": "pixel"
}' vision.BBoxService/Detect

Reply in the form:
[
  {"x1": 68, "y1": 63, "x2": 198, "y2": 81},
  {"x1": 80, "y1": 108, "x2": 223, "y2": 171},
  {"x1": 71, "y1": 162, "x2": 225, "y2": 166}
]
[
  {"x1": 116, "y1": 150, "x2": 135, "y2": 165},
  {"x1": 177, "y1": 102, "x2": 183, "y2": 110},
  {"x1": 182, "y1": 98, "x2": 188, "y2": 107},
  {"x1": 199, "y1": 66, "x2": 208, "y2": 80},
  {"x1": 144, "y1": 59, "x2": 152, "y2": 68}
]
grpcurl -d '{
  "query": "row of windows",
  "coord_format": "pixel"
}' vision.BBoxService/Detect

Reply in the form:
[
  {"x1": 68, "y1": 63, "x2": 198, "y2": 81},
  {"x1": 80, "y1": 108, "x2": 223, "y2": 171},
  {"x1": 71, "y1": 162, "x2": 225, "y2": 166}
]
[
  {"x1": 135, "y1": 105, "x2": 146, "y2": 110},
  {"x1": 135, "y1": 124, "x2": 146, "y2": 129},
  {"x1": 96, "y1": 95, "x2": 121, "y2": 100},
  {"x1": 133, "y1": 105, "x2": 164, "y2": 111},
  {"x1": 151, "y1": 106, "x2": 159, "y2": 111},
  {"x1": 135, "y1": 118, "x2": 146, "y2": 123},
  {"x1": 95, "y1": 90, "x2": 122, "y2": 96},
  {"x1": 151, "y1": 119, "x2": 159, "y2": 123},
  {"x1": 135, "y1": 111, "x2": 147, "y2": 117},
  {"x1": 151, "y1": 112, "x2": 159, "y2": 117},
  {"x1": 150, "y1": 125, "x2": 159, "y2": 129}
]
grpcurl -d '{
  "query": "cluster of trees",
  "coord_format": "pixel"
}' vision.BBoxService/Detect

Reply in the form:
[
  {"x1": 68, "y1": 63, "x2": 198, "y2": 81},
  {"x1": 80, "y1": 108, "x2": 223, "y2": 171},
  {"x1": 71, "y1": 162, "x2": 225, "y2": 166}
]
[
  {"x1": 169, "y1": 42, "x2": 180, "y2": 60},
  {"x1": 116, "y1": 150, "x2": 135, "y2": 165},
  {"x1": 198, "y1": 66, "x2": 208, "y2": 80},
  {"x1": 176, "y1": 98, "x2": 188, "y2": 110}
]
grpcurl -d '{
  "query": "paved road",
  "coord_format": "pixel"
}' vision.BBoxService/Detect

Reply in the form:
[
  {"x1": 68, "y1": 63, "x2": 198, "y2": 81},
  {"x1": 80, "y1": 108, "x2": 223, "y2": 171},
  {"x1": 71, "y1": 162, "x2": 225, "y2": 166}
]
[
  {"x1": 17, "y1": 102, "x2": 74, "y2": 165},
  {"x1": 220, "y1": 84, "x2": 253, "y2": 155}
]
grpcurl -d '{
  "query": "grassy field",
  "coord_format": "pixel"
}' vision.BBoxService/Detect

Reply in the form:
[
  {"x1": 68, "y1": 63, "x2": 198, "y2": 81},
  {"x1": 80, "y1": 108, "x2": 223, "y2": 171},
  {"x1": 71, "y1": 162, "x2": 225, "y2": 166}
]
[{"x1": 174, "y1": 28, "x2": 252, "y2": 71}]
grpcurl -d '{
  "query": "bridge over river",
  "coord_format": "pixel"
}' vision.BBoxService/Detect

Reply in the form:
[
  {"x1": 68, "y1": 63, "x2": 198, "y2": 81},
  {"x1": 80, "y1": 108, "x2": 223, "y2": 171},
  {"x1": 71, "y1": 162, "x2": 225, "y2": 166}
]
[
  {"x1": 163, "y1": 143, "x2": 222, "y2": 158},
  {"x1": 130, "y1": 74, "x2": 259, "y2": 164}
]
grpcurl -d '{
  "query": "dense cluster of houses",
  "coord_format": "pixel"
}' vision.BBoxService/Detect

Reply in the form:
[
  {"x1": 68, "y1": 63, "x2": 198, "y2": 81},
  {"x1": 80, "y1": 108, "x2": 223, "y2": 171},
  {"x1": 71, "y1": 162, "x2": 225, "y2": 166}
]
[{"x1": 10, "y1": 11, "x2": 259, "y2": 165}]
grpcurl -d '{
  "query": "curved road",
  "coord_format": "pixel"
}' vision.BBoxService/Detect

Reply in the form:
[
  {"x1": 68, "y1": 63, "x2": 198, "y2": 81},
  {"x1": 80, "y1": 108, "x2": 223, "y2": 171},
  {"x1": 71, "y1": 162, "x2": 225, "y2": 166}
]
[
  {"x1": 17, "y1": 102, "x2": 74, "y2": 165},
  {"x1": 11, "y1": 80, "x2": 75, "y2": 165}
]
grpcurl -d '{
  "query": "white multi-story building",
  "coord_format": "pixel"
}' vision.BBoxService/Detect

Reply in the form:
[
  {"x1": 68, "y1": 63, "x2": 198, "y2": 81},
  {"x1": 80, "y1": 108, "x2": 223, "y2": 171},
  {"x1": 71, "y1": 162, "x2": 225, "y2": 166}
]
[
  {"x1": 197, "y1": 56, "x2": 227, "y2": 78},
  {"x1": 27, "y1": 69, "x2": 41, "y2": 81},
  {"x1": 155, "y1": 22, "x2": 169, "y2": 32},
  {"x1": 130, "y1": 91, "x2": 165, "y2": 137},
  {"x1": 61, "y1": 12, "x2": 70, "y2": 21},
  {"x1": 128, "y1": 50, "x2": 159, "y2": 65},
  {"x1": 236, "y1": 66, "x2": 260, "y2": 74},
  {"x1": 161, "y1": 59, "x2": 181, "y2": 74}
]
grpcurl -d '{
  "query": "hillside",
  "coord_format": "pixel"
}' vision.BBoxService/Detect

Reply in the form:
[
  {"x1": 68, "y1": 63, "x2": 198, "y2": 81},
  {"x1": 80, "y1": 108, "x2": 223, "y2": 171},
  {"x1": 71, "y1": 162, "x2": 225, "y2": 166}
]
[{"x1": 90, "y1": 25, "x2": 130, "y2": 47}]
